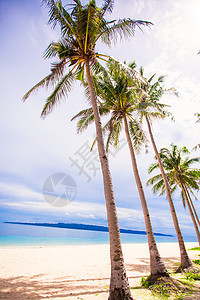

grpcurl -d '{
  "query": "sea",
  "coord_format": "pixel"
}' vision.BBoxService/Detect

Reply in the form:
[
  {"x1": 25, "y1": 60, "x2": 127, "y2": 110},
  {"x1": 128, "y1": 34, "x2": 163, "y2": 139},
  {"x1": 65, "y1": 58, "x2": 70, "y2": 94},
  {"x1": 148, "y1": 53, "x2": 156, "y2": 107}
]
[{"x1": 0, "y1": 222, "x2": 196, "y2": 247}]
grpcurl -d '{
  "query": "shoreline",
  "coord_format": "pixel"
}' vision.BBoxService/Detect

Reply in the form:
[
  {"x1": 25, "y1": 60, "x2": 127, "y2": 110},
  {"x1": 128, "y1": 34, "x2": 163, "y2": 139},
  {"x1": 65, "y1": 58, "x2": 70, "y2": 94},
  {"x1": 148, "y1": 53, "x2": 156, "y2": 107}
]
[{"x1": 0, "y1": 240, "x2": 196, "y2": 248}]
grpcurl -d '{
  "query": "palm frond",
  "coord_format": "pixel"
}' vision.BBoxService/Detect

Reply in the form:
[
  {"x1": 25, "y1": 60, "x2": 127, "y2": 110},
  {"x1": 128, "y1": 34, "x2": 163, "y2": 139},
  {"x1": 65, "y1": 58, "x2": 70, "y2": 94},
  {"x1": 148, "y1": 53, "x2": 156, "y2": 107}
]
[
  {"x1": 148, "y1": 161, "x2": 159, "y2": 174},
  {"x1": 101, "y1": 19, "x2": 152, "y2": 45},
  {"x1": 71, "y1": 107, "x2": 94, "y2": 132},
  {"x1": 128, "y1": 119, "x2": 148, "y2": 153},
  {"x1": 92, "y1": 119, "x2": 114, "y2": 151},
  {"x1": 23, "y1": 74, "x2": 52, "y2": 101},
  {"x1": 22, "y1": 59, "x2": 67, "y2": 101},
  {"x1": 181, "y1": 189, "x2": 186, "y2": 208},
  {"x1": 43, "y1": 0, "x2": 71, "y2": 29},
  {"x1": 48, "y1": 59, "x2": 67, "y2": 83},
  {"x1": 43, "y1": 39, "x2": 76, "y2": 60},
  {"x1": 72, "y1": 105, "x2": 109, "y2": 133},
  {"x1": 147, "y1": 111, "x2": 170, "y2": 121},
  {"x1": 188, "y1": 187, "x2": 199, "y2": 200},
  {"x1": 147, "y1": 175, "x2": 165, "y2": 195},
  {"x1": 41, "y1": 70, "x2": 76, "y2": 117},
  {"x1": 147, "y1": 173, "x2": 163, "y2": 186},
  {"x1": 75, "y1": 64, "x2": 85, "y2": 81},
  {"x1": 101, "y1": 0, "x2": 114, "y2": 16},
  {"x1": 147, "y1": 73, "x2": 156, "y2": 84},
  {"x1": 109, "y1": 57, "x2": 149, "y2": 85},
  {"x1": 182, "y1": 174, "x2": 199, "y2": 190},
  {"x1": 192, "y1": 144, "x2": 200, "y2": 152},
  {"x1": 147, "y1": 172, "x2": 177, "y2": 196},
  {"x1": 139, "y1": 66, "x2": 144, "y2": 76},
  {"x1": 104, "y1": 118, "x2": 122, "y2": 151},
  {"x1": 43, "y1": 41, "x2": 60, "y2": 59},
  {"x1": 43, "y1": 0, "x2": 83, "y2": 50},
  {"x1": 113, "y1": 121, "x2": 122, "y2": 148},
  {"x1": 183, "y1": 157, "x2": 200, "y2": 168},
  {"x1": 128, "y1": 61, "x2": 137, "y2": 70}
]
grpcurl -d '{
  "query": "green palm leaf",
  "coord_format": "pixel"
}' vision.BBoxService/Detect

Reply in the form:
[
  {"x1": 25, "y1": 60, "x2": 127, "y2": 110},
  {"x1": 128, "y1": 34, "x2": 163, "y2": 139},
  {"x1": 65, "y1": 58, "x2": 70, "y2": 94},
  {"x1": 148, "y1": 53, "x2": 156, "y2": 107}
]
[
  {"x1": 128, "y1": 119, "x2": 148, "y2": 153},
  {"x1": 23, "y1": 59, "x2": 68, "y2": 101},
  {"x1": 101, "y1": 0, "x2": 114, "y2": 16},
  {"x1": 41, "y1": 70, "x2": 76, "y2": 117}
]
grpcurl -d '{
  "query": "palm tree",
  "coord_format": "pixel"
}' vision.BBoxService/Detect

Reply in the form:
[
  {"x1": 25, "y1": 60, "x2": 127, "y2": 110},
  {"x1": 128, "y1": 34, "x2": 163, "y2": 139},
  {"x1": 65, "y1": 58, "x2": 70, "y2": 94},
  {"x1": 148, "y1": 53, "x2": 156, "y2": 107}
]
[
  {"x1": 72, "y1": 59, "x2": 168, "y2": 281},
  {"x1": 22, "y1": 1, "x2": 151, "y2": 298},
  {"x1": 132, "y1": 69, "x2": 193, "y2": 270},
  {"x1": 147, "y1": 144, "x2": 200, "y2": 245}
]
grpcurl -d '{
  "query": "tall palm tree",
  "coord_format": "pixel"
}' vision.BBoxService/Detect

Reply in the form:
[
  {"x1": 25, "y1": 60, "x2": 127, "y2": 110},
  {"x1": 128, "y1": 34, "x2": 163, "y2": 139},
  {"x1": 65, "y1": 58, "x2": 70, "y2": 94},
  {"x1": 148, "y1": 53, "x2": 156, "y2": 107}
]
[
  {"x1": 147, "y1": 144, "x2": 200, "y2": 245},
  {"x1": 132, "y1": 68, "x2": 193, "y2": 270},
  {"x1": 22, "y1": 1, "x2": 151, "y2": 298},
  {"x1": 72, "y1": 59, "x2": 168, "y2": 281}
]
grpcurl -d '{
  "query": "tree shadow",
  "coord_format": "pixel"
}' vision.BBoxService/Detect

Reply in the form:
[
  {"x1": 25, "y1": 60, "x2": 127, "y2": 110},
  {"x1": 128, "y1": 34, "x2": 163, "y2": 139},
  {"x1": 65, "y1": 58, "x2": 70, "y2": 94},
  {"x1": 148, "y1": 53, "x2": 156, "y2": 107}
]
[
  {"x1": 0, "y1": 274, "x2": 109, "y2": 299},
  {"x1": 162, "y1": 256, "x2": 181, "y2": 271},
  {"x1": 126, "y1": 256, "x2": 183, "y2": 275},
  {"x1": 126, "y1": 258, "x2": 150, "y2": 274}
]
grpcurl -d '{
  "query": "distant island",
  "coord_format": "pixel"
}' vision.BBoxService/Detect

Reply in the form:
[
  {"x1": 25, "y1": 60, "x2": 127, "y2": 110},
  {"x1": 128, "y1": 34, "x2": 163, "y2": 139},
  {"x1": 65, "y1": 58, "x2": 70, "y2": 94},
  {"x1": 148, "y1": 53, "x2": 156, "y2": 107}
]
[{"x1": 5, "y1": 222, "x2": 173, "y2": 237}]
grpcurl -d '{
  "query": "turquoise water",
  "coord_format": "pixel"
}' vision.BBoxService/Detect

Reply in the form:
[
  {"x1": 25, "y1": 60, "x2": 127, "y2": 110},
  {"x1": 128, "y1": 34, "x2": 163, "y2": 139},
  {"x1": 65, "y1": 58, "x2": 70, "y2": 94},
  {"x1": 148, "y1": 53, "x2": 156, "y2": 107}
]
[{"x1": 0, "y1": 222, "x2": 195, "y2": 247}]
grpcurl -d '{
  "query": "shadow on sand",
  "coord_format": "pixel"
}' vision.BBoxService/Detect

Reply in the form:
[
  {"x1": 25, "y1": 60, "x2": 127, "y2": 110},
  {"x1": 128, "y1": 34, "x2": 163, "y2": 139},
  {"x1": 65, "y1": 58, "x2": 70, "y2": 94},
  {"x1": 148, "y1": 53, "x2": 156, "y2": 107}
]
[{"x1": 0, "y1": 274, "x2": 109, "y2": 299}]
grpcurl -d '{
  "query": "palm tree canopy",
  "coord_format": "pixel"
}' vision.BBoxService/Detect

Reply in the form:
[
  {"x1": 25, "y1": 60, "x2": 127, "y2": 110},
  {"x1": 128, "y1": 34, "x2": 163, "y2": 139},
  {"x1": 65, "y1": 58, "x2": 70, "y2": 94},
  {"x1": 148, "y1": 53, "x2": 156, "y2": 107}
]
[
  {"x1": 72, "y1": 59, "x2": 148, "y2": 152},
  {"x1": 23, "y1": 0, "x2": 152, "y2": 117},
  {"x1": 147, "y1": 143, "x2": 200, "y2": 206},
  {"x1": 72, "y1": 61, "x2": 178, "y2": 153},
  {"x1": 128, "y1": 65, "x2": 178, "y2": 125}
]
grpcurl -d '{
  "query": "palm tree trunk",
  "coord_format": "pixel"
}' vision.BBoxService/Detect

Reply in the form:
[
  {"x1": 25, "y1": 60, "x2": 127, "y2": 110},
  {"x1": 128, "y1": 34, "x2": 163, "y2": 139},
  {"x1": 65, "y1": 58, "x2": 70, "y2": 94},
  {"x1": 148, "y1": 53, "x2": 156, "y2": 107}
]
[
  {"x1": 186, "y1": 189, "x2": 200, "y2": 228},
  {"x1": 85, "y1": 58, "x2": 133, "y2": 300},
  {"x1": 181, "y1": 182, "x2": 200, "y2": 246},
  {"x1": 123, "y1": 116, "x2": 168, "y2": 278},
  {"x1": 145, "y1": 116, "x2": 192, "y2": 269}
]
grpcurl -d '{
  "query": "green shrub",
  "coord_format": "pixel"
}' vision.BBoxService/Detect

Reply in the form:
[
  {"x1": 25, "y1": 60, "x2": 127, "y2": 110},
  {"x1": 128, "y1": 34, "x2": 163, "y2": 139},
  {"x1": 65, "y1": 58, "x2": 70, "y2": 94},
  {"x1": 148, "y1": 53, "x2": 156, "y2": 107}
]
[
  {"x1": 188, "y1": 247, "x2": 200, "y2": 251},
  {"x1": 185, "y1": 270, "x2": 200, "y2": 281},
  {"x1": 141, "y1": 276, "x2": 150, "y2": 288},
  {"x1": 192, "y1": 259, "x2": 200, "y2": 265}
]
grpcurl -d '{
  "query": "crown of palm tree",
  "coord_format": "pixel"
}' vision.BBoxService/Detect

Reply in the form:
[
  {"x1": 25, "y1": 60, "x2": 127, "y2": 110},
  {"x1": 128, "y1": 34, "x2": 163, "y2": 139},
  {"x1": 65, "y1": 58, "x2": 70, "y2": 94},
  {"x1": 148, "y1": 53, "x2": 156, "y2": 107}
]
[
  {"x1": 72, "y1": 59, "x2": 148, "y2": 152},
  {"x1": 72, "y1": 60, "x2": 177, "y2": 153},
  {"x1": 147, "y1": 144, "x2": 200, "y2": 206},
  {"x1": 126, "y1": 66, "x2": 178, "y2": 124},
  {"x1": 23, "y1": 0, "x2": 151, "y2": 117}
]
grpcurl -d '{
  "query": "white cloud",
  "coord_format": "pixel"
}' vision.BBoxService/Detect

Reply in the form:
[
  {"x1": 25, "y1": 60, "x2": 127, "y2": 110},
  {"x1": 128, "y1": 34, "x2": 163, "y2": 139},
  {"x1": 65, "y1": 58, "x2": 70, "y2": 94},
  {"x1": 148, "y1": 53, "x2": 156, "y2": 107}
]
[
  {"x1": 0, "y1": 180, "x2": 143, "y2": 225},
  {"x1": 0, "y1": 180, "x2": 197, "y2": 236},
  {"x1": 0, "y1": 183, "x2": 43, "y2": 202}
]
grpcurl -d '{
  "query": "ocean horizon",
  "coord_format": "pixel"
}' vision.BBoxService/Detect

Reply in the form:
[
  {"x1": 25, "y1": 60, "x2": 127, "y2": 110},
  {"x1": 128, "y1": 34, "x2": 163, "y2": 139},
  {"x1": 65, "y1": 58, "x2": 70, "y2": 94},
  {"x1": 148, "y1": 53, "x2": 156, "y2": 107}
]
[{"x1": 0, "y1": 222, "x2": 196, "y2": 247}]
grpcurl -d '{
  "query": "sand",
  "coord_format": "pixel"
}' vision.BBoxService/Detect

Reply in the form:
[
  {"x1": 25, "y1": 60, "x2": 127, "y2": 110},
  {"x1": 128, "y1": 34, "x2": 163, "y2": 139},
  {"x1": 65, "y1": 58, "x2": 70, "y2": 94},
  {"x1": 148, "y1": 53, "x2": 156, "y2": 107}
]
[{"x1": 0, "y1": 242, "x2": 198, "y2": 299}]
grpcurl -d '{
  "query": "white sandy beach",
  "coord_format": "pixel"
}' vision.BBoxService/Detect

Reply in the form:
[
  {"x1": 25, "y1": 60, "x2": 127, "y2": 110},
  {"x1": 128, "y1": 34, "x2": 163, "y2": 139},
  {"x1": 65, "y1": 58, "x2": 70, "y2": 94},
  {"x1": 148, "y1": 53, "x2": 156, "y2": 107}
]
[{"x1": 0, "y1": 242, "x2": 199, "y2": 299}]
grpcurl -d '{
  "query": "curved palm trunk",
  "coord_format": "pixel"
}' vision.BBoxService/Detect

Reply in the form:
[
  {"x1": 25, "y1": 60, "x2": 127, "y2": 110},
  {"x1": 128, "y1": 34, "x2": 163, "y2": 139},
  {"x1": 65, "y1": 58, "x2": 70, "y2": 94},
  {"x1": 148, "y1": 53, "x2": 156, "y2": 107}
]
[
  {"x1": 186, "y1": 189, "x2": 200, "y2": 228},
  {"x1": 85, "y1": 59, "x2": 133, "y2": 300},
  {"x1": 181, "y1": 182, "x2": 200, "y2": 245},
  {"x1": 145, "y1": 116, "x2": 192, "y2": 269},
  {"x1": 123, "y1": 116, "x2": 168, "y2": 277}
]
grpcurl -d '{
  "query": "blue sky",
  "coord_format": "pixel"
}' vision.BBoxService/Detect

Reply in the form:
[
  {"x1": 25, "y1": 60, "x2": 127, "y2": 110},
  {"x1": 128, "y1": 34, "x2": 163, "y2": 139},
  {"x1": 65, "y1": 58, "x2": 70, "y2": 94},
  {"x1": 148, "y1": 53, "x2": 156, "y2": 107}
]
[{"x1": 0, "y1": 0, "x2": 200, "y2": 238}]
